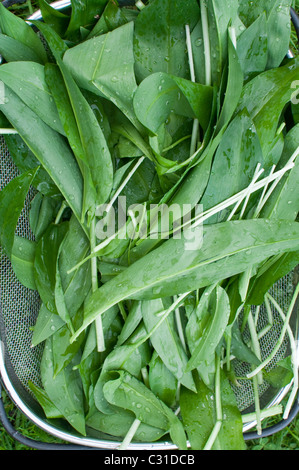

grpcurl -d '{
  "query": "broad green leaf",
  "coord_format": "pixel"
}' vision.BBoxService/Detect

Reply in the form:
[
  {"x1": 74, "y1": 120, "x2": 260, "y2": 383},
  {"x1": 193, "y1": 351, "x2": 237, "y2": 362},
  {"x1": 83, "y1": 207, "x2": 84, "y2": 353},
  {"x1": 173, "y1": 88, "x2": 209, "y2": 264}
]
[
  {"x1": 149, "y1": 353, "x2": 178, "y2": 408},
  {"x1": 4, "y1": 134, "x2": 60, "y2": 198},
  {"x1": 207, "y1": 0, "x2": 243, "y2": 86},
  {"x1": 29, "y1": 193, "x2": 58, "y2": 241},
  {"x1": 34, "y1": 222, "x2": 69, "y2": 315},
  {"x1": 236, "y1": 13, "x2": 268, "y2": 80},
  {"x1": 103, "y1": 370, "x2": 187, "y2": 449},
  {"x1": 215, "y1": 32, "x2": 244, "y2": 135},
  {"x1": 0, "y1": 62, "x2": 65, "y2": 135},
  {"x1": 0, "y1": 87, "x2": 84, "y2": 225},
  {"x1": 10, "y1": 236, "x2": 37, "y2": 290},
  {"x1": 133, "y1": 0, "x2": 200, "y2": 82},
  {"x1": 40, "y1": 336, "x2": 86, "y2": 435},
  {"x1": 133, "y1": 72, "x2": 214, "y2": 135},
  {"x1": 236, "y1": 58, "x2": 299, "y2": 160},
  {"x1": 63, "y1": 22, "x2": 141, "y2": 130},
  {"x1": 94, "y1": 344, "x2": 145, "y2": 414},
  {"x1": 260, "y1": 124, "x2": 299, "y2": 221},
  {"x1": 185, "y1": 285, "x2": 230, "y2": 372},
  {"x1": 0, "y1": 34, "x2": 44, "y2": 63},
  {"x1": 247, "y1": 251, "x2": 299, "y2": 306},
  {"x1": 28, "y1": 381, "x2": 63, "y2": 419},
  {"x1": 38, "y1": 0, "x2": 70, "y2": 37},
  {"x1": 65, "y1": 0, "x2": 107, "y2": 40},
  {"x1": 0, "y1": 3, "x2": 47, "y2": 63},
  {"x1": 266, "y1": 0, "x2": 292, "y2": 69},
  {"x1": 141, "y1": 298, "x2": 196, "y2": 391},
  {"x1": 180, "y1": 372, "x2": 246, "y2": 450},
  {"x1": 31, "y1": 303, "x2": 65, "y2": 348},
  {"x1": 200, "y1": 109, "x2": 264, "y2": 218},
  {"x1": 86, "y1": 407, "x2": 166, "y2": 442},
  {"x1": 57, "y1": 216, "x2": 91, "y2": 319},
  {"x1": 72, "y1": 219, "x2": 299, "y2": 341},
  {"x1": 0, "y1": 168, "x2": 38, "y2": 258},
  {"x1": 87, "y1": 0, "x2": 128, "y2": 38},
  {"x1": 45, "y1": 63, "x2": 113, "y2": 218}
]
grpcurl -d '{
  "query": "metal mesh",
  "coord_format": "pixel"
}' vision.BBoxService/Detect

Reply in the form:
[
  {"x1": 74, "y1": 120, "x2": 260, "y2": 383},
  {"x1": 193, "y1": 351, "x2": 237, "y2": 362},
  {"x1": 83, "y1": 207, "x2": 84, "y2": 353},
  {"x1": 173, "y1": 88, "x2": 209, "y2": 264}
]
[{"x1": 0, "y1": 132, "x2": 298, "y2": 435}]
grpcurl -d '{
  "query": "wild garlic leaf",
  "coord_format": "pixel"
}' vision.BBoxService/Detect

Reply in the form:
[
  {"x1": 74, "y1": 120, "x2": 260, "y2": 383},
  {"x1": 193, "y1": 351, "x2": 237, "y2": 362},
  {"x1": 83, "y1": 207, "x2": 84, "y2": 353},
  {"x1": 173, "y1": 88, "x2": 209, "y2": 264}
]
[
  {"x1": 34, "y1": 222, "x2": 69, "y2": 315},
  {"x1": 0, "y1": 61, "x2": 65, "y2": 135},
  {"x1": 0, "y1": 87, "x2": 84, "y2": 225},
  {"x1": 63, "y1": 22, "x2": 141, "y2": 131},
  {"x1": 41, "y1": 336, "x2": 86, "y2": 435},
  {"x1": 72, "y1": 219, "x2": 299, "y2": 341},
  {"x1": 236, "y1": 58, "x2": 299, "y2": 161},
  {"x1": 0, "y1": 167, "x2": 38, "y2": 258},
  {"x1": 133, "y1": 72, "x2": 214, "y2": 135},
  {"x1": 141, "y1": 298, "x2": 196, "y2": 391},
  {"x1": 0, "y1": 2, "x2": 47, "y2": 64},
  {"x1": 10, "y1": 235, "x2": 37, "y2": 291},
  {"x1": 134, "y1": 0, "x2": 200, "y2": 82}
]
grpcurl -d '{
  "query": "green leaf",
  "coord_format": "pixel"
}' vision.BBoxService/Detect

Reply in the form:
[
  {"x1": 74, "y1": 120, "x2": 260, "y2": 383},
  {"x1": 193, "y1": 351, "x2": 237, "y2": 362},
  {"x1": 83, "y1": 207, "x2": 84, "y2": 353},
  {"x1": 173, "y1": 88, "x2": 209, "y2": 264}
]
[
  {"x1": 0, "y1": 87, "x2": 84, "y2": 225},
  {"x1": 4, "y1": 134, "x2": 60, "y2": 198},
  {"x1": 133, "y1": 0, "x2": 200, "y2": 82},
  {"x1": 45, "y1": 62, "x2": 113, "y2": 219},
  {"x1": 266, "y1": 0, "x2": 292, "y2": 69},
  {"x1": 0, "y1": 167, "x2": 38, "y2": 258},
  {"x1": 133, "y1": 72, "x2": 214, "y2": 135},
  {"x1": 0, "y1": 3, "x2": 47, "y2": 63},
  {"x1": 0, "y1": 34, "x2": 44, "y2": 63},
  {"x1": 87, "y1": 0, "x2": 128, "y2": 38},
  {"x1": 63, "y1": 22, "x2": 141, "y2": 130},
  {"x1": 185, "y1": 285, "x2": 230, "y2": 372},
  {"x1": 236, "y1": 13, "x2": 268, "y2": 80},
  {"x1": 34, "y1": 222, "x2": 69, "y2": 314},
  {"x1": 31, "y1": 303, "x2": 65, "y2": 348},
  {"x1": 10, "y1": 235, "x2": 37, "y2": 290},
  {"x1": 141, "y1": 298, "x2": 196, "y2": 391},
  {"x1": 180, "y1": 372, "x2": 246, "y2": 450},
  {"x1": 65, "y1": 0, "x2": 107, "y2": 40},
  {"x1": 200, "y1": 109, "x2": 264, "y2": 218},
  {"x1": 29, "y1": 193, "x2": 58, "y2": 241},
  {"x1": 247, "y1": 251, "x2": 299, "y2": 306},
  {"x1": 103, "y1": 370, "x2": 187, "y2": 449},
  {"x1": 260, "y1": 124, "x2": 299, "y2": 221},
  {"x1": 38, "y1": 0, "x2": 70, "y2": 37},
  {"x1": 148, "y1": 353, "x2": 178, "y2": 408},
  {"x1": 236, "y1": 58, "x2": 299, "y2": 160},
  {"x1": 0, "y1": 61, "x2": 65, "y2": 135},
  {"x1": 72, "y1": 219, "x2": 299, "y2": 341},
  {"x1": 40, "y1": 336, "x2": 86, "y2": 435}
]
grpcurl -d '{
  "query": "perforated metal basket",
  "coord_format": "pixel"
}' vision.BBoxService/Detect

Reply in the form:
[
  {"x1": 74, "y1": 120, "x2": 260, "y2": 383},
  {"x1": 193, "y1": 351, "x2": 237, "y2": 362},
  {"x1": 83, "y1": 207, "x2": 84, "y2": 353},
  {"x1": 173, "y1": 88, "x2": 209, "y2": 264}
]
[{"x1": 0, "y1": 1, "x2": 298, "y2": 450}]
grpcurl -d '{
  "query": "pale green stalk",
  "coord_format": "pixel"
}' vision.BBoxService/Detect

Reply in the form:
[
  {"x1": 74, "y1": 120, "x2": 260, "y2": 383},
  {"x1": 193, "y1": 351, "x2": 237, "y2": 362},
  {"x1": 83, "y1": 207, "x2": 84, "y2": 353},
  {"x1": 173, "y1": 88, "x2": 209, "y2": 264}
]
[
  {"x1": 247, "y1": 311, "x2": 263, "y2": 385},
  {"x1": 90, "y1": 216, "x2": 105, "y2": 352},
  {"x1": 118, "y1": 418, "x2": 142, "y2": 450},
  {"x1": 200, "y1": 0, "x2": 211, "y2": 86},
  {"x1": 185, "y1": 24, "x2": 199, "y2": 158},
  {"x1": 242, "y1": 405, "x2": 283, "y2": 424},
  {"x1": 247, "y1": 284, "x2": 299, "y2": 379},
  {"x1": 203, "y1": 354, "x2": 222, "y2": 450},
  {"x1": 266, "y1": 293, "x2": 299, "y2": 420}
]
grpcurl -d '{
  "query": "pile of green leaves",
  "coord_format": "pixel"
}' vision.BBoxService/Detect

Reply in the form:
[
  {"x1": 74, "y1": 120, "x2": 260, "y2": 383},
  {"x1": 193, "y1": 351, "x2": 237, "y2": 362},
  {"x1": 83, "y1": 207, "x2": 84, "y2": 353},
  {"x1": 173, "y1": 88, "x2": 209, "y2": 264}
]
[{"x1": 0, "y1": 0, "x2": 298, "y2": 450}]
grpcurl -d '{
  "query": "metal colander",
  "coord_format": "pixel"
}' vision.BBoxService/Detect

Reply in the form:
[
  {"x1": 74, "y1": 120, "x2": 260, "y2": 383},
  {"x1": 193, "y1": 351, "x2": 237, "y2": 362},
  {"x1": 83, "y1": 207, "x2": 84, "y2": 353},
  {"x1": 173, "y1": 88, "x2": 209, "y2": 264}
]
[{"x1": 0, "y1": 1, "x2": 299, "y2": 450}]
